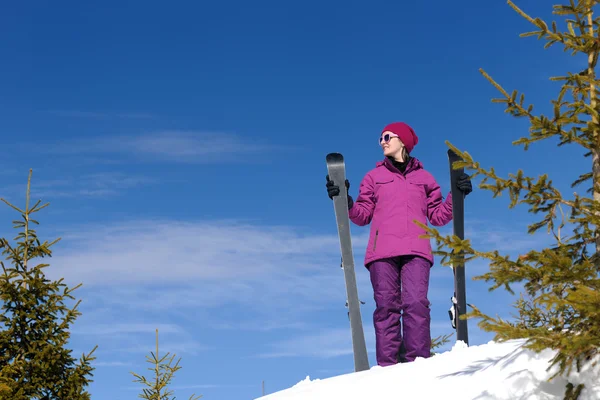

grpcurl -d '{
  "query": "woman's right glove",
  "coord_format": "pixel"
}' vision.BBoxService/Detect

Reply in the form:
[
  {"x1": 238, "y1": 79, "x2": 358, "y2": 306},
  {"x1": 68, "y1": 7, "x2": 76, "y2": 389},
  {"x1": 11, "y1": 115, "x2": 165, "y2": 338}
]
[{"x1": 325, "y1": 175, "x2": 354, "y2": 209}]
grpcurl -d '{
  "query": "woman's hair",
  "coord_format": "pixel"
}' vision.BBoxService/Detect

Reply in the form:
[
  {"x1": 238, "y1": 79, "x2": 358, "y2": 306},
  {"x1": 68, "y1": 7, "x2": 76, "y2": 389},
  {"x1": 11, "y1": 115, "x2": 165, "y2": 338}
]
[{"x1": 401, "y1": 147, "x2": 409, "y2": 160}]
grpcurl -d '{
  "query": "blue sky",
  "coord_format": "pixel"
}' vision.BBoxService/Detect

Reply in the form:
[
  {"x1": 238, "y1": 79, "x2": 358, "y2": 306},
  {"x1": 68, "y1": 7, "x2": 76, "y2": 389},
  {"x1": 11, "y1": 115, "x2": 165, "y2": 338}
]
[{"x1": 0, "y1": 1, "x2": 592, "y2": 399}]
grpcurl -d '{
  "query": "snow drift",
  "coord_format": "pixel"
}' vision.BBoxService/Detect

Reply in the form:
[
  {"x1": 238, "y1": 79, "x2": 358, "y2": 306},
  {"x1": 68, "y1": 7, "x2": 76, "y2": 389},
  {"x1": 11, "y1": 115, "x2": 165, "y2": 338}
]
[{"x1": 256, "y1": 339, "x2": 600, "y2": 400}]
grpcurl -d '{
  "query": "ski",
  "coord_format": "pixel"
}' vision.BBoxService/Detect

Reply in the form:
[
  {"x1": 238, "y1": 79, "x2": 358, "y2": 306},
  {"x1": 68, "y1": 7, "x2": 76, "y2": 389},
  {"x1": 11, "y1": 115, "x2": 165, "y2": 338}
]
[
  {"x1": 325, "y1": 152, "x2": 370, "y2": 372},
  {"x1": 447, "y1": 149, "x2": 469, "y2": 345}
]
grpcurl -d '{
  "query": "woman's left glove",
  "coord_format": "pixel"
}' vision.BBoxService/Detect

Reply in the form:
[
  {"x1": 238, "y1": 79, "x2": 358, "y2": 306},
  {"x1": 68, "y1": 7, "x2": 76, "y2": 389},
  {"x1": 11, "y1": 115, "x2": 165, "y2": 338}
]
[{"x1": 456, "y1": 173, "x2": 472, "y2": 196}]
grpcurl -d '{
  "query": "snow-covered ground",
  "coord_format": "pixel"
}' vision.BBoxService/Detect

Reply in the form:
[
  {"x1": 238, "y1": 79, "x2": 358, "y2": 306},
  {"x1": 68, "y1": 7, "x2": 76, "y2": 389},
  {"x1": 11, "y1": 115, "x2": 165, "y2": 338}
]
[{"x1": 256, "y1": 339, "x2": 600, "y2": 400}]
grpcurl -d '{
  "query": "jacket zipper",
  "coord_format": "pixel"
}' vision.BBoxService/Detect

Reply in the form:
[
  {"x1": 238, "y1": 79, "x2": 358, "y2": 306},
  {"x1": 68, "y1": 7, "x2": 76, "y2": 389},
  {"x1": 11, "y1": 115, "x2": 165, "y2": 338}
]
[{"x1": 373, "y1": 229, "x2": 379, "y2": 251}]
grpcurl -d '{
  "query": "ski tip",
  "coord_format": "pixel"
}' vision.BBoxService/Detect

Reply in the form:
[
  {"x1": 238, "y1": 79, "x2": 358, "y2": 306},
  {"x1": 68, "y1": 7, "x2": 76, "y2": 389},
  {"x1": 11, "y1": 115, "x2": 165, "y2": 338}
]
[
  {"x1": 447, "y1": 148, "x2": 460, "y2": 161},
  {"x1": 326, "y1": 152, "x2": 344, "y2": 163}
]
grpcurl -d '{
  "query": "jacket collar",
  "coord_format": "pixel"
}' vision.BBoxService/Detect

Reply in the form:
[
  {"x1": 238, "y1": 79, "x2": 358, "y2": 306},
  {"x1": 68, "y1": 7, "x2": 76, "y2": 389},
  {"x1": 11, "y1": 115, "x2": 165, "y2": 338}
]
[{"x1": 377, "y1": 156, "x2": 423, "y2": 176}]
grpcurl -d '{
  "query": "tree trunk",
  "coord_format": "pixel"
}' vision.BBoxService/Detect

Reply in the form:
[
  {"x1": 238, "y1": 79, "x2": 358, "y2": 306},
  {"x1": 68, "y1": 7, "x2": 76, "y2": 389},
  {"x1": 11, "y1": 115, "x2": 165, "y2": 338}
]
[{"x1": 587, "y1": 3, "x2": 600, "y2": 263}]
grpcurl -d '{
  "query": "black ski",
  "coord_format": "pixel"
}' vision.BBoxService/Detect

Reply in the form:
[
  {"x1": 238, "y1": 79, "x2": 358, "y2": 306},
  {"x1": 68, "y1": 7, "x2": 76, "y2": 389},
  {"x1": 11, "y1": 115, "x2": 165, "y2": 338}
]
[
  {"x1": 325, "y1": 152, "x2": 370, "y2": 372},
  {"x1": 447, "y1": 149, "x2": 469, "y2": 345}
]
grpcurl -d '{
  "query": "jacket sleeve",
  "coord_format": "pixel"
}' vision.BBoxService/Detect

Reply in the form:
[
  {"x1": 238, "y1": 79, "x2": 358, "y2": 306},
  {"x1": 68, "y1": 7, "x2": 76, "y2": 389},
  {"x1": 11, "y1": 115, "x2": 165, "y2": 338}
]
[
  {"x1": 426, "y1": 178, "x2": 453, "y2": 226},
  {"x1": 348, "y1": 173, "x2": 376, "y2": 226}
]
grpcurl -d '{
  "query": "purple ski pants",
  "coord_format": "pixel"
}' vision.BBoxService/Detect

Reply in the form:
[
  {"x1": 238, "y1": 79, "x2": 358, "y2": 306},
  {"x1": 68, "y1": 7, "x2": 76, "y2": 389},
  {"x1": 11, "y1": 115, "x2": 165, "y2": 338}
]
[{"x1": 367, "y1": 255, "x2": 432, "y2": 366}]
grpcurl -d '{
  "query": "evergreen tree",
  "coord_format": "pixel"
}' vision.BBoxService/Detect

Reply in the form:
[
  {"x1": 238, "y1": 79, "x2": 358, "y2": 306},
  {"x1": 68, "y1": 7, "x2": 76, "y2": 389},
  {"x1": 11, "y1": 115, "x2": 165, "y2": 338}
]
[
  {"x1": 419, "y1": 0, "x2": 600, "y2": 397},
  {"x1": 131, "y1": 328, "x2": 202, "y2": 400},
  {"x1": 0, "y1": 170, "x2": 97, "y2": 399}
]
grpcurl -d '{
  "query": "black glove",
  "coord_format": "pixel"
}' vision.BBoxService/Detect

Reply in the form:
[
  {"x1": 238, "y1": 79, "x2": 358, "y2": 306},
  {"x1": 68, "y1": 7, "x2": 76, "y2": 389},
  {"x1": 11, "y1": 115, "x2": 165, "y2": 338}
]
[
  {"x1": 456, "y1": 173, "x2": 472, "y2": 196},
  {"x1": 326, "y1": 175, "x2": 354, "y2": 208}
]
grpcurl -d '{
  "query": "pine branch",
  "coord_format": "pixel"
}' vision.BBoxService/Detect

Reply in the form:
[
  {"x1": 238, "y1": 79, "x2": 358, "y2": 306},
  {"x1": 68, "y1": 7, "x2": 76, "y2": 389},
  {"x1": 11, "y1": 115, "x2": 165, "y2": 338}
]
[{"x1": 479, "y1": 69, "x2": 593, "y2": 150}]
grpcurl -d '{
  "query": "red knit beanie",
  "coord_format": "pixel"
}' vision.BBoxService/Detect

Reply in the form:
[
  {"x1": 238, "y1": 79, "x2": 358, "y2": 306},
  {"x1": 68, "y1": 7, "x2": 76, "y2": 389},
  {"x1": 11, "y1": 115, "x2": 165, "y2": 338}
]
[{"x1": 381, "y1": 122, "x2": 419, "y2": 153}]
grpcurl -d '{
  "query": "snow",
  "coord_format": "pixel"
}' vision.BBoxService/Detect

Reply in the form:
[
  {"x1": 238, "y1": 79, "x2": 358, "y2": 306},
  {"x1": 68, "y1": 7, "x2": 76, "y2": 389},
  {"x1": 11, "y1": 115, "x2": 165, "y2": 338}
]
[{"x1": 256, "y1": 339, "x2": 600, "y2": 400}]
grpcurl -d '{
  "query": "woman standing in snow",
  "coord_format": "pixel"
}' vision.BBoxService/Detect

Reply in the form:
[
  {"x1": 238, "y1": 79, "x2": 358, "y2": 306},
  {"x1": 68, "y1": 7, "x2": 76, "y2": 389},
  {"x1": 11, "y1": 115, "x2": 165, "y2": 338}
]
[{"x1": 326, "y1": 122, "x2": 472, "y2": 366}]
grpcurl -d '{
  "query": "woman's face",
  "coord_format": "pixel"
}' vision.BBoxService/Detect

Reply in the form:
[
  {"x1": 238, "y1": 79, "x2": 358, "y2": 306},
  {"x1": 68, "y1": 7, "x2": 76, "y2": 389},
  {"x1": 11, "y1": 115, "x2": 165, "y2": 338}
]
[{"x1": 380, "y1": 131, "x2": 404, "y2": 158}]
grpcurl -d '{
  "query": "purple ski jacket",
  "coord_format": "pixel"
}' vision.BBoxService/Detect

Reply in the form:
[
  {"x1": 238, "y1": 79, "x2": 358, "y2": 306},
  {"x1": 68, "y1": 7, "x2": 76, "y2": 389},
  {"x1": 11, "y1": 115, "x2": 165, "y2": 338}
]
[{"x1": 349, "y1": 156, "x2": 453, "y2": 266}]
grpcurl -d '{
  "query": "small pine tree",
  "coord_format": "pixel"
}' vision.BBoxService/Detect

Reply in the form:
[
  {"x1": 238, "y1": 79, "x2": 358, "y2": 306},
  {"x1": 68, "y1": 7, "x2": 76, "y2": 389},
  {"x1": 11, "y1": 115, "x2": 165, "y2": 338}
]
[
  {"x1": 418, "y1": 1, "x2": 600, "y2": 398},
  {"x1": 0, "y1": 169, "x2": 97, "y2": 399},
  {"x1": 131, "y1": 328, "x2": 202, "y2": 400},
  {"x1": 430, "y1": 333, "x2": 453, "y2": 356}
]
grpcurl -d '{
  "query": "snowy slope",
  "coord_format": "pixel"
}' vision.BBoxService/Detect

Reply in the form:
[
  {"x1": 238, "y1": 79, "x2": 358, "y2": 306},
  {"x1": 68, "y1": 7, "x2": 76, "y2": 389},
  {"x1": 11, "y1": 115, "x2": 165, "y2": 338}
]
[{"x1": 256, "y1": 339, "x2": 600, "y2": 400}]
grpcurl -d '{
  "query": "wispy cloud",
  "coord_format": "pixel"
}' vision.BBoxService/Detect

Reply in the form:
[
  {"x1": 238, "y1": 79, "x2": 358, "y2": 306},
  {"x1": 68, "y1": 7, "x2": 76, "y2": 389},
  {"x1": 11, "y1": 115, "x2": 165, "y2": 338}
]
[
  {"x1": 117, "y1": 339, "x2": 210, "y2": 356},
  {"x1": 93, "y1": 361, "x2": 133, "y2": 367},
  {"x1": 39, "y1": 218, "x2": 353, "y2": 337},
  {"x1": 0, "y1": 172, "x2": 156, "y2": 199},
  {"x1": 39, "y1": 131, "x2": 281, "y2": 163},
  {"x1": 210, "y1": 320, "x2": 309, "y2": 332},
  {"x1": 45, "y1": 110, "x2": 155, "y2": 119},
  {"x1": 428, "y1": 216, "x2": 554, "y2": 258},
  {"x1": 72, "y1": 323, "x2": 184, "y2": 336},
  {"x1": 257, "y1": 327, "x2": 376, "y2": 359},
  {"x1": 72, "y1": 317, "x2": 209, "y2": 356},
  {"x1": 49, "y1": 219, "x2": 341, "y2": 285},
  {"x1": 465, "y1": 218, "x2": 554, "y2": 254}
]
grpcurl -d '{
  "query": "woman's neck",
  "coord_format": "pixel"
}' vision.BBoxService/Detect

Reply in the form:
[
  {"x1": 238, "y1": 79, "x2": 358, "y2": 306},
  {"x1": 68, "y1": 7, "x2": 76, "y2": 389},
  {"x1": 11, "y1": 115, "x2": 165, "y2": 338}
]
[{"x1": 387, "y1": 155, "x2": 411, "y2": 173}]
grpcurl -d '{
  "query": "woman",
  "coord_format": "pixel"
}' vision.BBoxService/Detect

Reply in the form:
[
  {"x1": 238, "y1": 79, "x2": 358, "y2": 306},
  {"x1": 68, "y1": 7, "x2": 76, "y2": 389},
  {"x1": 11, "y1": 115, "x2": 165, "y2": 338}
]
[{"x1": 326, "y1": 121, "x2": 472, "y2": 366}]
